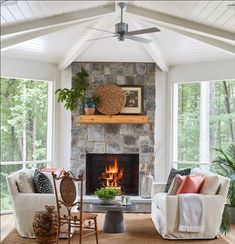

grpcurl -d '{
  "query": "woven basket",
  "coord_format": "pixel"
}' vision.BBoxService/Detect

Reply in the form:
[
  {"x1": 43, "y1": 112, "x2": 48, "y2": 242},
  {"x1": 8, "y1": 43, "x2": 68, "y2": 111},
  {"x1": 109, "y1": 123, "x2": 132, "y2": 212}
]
[{"x1": 96, "y1": 84, "x2": 126, "y2": 115}]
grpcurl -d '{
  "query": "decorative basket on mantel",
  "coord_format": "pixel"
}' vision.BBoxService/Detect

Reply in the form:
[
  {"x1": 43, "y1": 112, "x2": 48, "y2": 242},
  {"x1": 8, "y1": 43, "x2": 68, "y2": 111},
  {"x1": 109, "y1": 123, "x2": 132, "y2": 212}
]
[{"x1": 95, "y1": 84, "x2": 126, "y2": 115}]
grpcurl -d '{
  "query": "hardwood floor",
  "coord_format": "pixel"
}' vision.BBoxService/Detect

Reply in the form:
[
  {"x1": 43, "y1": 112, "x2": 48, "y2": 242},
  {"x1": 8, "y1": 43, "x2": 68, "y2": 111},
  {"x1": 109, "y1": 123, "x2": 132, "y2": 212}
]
[
  {"x1": 222, "y1": 226, "x2": 235, "y2": 244},
  {"x1": 1, "y1": 214, "x2": 235, "y2": 243},
  {"x1": 0, "y1": 214, "x2": 15, "y2": 242}
]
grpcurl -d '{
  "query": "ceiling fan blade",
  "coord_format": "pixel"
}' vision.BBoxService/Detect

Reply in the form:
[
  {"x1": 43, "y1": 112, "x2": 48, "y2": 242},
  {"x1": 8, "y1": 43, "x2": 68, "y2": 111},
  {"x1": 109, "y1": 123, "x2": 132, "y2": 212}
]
[
  {"x1": 87, "y1": 26, "x2": 114, "y2": 34},
  {"x1": 127, "y1": 27, "x2": 160, "y2": 36},
  {"x1": 126, "y1": 36, "x2": 152, "y2": 44},
  {"x1": 87, "y1": 35, "x2": 117, "y2": 41}
]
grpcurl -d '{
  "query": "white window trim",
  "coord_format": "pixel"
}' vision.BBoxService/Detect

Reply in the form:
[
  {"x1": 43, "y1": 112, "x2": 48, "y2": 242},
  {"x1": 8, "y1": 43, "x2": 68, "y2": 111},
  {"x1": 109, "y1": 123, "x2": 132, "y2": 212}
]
[
  {"x1": 1, "y1": 161, "x2": 52, "y2": 166},
  {"x1": 173, "y1": 161, "x2": 211, "y2": 166},
  {"x1": 0, "y1": 78, "x2": 54, "y2": 167},
  {"x1": 173, "y1": 79, "x2": 234, "y2": 168},
  {"x1": 47, "y1": 81, "x2": 53, "y2": 167},
  {"x1": 173, "y1": 81, "x2": 212, "y2": 167}
]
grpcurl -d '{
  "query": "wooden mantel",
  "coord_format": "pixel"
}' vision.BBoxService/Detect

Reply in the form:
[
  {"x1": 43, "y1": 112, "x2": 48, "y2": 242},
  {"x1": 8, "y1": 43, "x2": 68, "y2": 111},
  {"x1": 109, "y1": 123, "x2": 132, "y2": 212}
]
[{"x1": 75, "y1": 115, "x2": 149, "y2": 124}]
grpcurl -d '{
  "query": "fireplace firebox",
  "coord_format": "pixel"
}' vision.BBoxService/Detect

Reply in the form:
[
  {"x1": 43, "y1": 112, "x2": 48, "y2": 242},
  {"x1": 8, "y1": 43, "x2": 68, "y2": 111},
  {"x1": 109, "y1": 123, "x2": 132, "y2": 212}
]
[{"x1": 86, "y1": 154, "x2": 139, "y2": 195}]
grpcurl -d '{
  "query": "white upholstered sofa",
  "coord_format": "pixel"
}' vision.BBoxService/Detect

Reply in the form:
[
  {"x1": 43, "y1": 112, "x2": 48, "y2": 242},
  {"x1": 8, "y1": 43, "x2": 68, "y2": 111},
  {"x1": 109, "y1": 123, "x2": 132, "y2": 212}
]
[
  {"x1": 151, "y1": 171, "x2": 230, "y2": 239},
  {"x1": 7, "y1": 169, "x2": 56, "y2": 238}
]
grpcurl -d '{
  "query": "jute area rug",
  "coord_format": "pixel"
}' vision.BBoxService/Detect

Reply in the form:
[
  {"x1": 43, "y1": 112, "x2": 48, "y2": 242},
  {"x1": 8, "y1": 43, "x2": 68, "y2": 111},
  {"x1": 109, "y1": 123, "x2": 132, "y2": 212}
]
[{"x1": 2, "y1": 213, "x2": 228, "y2": 244}]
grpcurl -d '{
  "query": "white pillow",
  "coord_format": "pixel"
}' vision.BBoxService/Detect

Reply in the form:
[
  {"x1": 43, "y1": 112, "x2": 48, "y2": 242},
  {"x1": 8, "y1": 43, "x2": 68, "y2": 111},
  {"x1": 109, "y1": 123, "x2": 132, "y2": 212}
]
[
  {"x1": 200, "y1": 175, "x2": 220, "y2": 195},
  {"x1": 16, "y1": 170, "x2": 35, "y2": 193},
  {"x1": 190, "y1": 167, "x2": 214, "y2": 176}
]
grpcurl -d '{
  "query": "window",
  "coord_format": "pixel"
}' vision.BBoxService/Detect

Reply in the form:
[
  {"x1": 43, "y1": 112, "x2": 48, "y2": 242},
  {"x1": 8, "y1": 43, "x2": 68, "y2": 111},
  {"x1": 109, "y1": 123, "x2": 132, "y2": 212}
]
[
  {"x1": 173, "y1": 80, "x2": 235, "y2": 169},
  {"x1": 0, "y1": 77, "x2": 53, "y2": 211}
]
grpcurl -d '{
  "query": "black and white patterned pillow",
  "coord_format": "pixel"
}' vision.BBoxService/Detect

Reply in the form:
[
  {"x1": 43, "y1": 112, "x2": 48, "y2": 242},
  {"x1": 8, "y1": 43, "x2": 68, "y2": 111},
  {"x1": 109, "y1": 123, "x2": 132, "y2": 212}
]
[
  {"x1": 164, "y1": 168, "x2": 191, "y2": 193},
  {"x1": 33, "y1": 169, "x2": 54, "y2": 193}
]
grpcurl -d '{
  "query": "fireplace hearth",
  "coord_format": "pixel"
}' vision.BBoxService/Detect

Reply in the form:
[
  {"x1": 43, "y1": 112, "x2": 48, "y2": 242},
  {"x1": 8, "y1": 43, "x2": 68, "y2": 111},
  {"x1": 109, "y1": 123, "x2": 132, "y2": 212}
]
[{"x1": 86, "y1": 154, "x2": 139, "y2": 195}]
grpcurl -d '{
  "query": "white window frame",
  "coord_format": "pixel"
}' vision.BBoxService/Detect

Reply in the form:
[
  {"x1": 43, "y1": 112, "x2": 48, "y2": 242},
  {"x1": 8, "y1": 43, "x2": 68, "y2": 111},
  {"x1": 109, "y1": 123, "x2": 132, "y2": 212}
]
[
  {"x1": 0, "y1": 77, "x2": 54, "y2": 168},
  {"x1": 173, "y1": 81, "x2": 213, "y2": 169}
]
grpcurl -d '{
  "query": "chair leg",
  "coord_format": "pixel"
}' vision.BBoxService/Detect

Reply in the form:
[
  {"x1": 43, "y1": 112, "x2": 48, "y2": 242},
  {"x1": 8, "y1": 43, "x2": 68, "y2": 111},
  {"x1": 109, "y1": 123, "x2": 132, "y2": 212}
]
[
  {"x1": 94, "y1": 217, "x2": 98, "y2": 244},
  {"x1": 79, "y1": 219, "x2": 82, "y2": 244},
  {"x1": 56, "y1": 221, "x2": 60, "y2": 244},
  {"x1": 68, "y1": 221, "x2": 71, "y2": 244}
]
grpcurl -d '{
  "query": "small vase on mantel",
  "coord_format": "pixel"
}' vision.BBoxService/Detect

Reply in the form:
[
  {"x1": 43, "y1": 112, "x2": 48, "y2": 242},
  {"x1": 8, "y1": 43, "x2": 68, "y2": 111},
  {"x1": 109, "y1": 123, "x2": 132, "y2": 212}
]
[{"x1": 84, "y1": 98, "x2": 96, "y2": 115}]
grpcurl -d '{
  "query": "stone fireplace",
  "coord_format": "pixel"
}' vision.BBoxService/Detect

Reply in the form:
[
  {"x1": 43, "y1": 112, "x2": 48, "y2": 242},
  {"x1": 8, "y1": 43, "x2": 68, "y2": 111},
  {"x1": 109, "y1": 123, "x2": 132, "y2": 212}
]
[
  {"x1": 86, "y1": 153, "x2": 139, "y2": 195},
  {"x1": 70, "y1": 62, "x2": 156, "y2": 196}
]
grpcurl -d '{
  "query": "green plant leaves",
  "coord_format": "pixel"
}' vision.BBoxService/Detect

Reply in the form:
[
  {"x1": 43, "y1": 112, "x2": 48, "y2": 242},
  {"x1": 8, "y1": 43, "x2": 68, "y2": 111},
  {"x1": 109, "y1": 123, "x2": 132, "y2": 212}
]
[
  {"x1": 220, "y1": 205, "x2": 231, "y2": 235},
  {"x1": 94, "y1": 187, "x2": 122, "y2": 200},
  {"x1": 213, "y1": 144, "x2": 235, "y2": 234},
  {"x1": 55, "y1": 67, "x2": 93, "y2": 111}
]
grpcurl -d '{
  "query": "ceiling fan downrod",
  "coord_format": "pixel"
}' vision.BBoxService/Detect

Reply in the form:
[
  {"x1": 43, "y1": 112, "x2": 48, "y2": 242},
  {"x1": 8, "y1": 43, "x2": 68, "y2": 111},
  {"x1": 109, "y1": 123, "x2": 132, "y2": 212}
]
[
  {"x1": 116, "y1": 2, "x2": 128, "y2": 41},
  {"x1": 119, "y1": 2, "x2": 126, "y2": 23}
]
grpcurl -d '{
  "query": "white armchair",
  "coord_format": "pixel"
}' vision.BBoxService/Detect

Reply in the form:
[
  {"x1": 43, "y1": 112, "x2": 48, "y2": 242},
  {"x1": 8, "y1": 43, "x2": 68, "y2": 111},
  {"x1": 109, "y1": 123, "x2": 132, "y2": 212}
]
[
  {"x1": 7, "y1": 170, "x2": 56, "y2": 238},
  {"x1": 151, "y1": 174, "x2": 230, "y2": 239}
]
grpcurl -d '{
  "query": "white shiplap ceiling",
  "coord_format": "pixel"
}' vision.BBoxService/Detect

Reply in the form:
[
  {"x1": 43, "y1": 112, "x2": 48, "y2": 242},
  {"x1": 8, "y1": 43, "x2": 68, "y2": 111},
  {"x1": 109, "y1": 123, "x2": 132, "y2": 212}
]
[{"x1": 1, "y1": 0, "x2": 235, "y2": 70}]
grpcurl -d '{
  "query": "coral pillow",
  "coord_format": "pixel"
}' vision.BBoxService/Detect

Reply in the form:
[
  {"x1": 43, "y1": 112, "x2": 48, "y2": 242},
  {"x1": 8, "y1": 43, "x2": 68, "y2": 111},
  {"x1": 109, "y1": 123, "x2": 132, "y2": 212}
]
[{"x1": 176, "y1": 175, "x2": 204, "y2": 194}]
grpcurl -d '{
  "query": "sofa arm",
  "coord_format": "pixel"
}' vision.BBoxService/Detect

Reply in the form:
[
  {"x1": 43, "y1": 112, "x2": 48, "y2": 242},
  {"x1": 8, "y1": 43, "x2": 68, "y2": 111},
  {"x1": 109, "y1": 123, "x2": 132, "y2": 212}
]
[
  {"x1": 151, "y1": 182, "x2": 166, "y2": 196},
  {"x1": 11, "y1": 193, "x2": 57, "y2": 238},
  {"x1": 165, "y1": 194, "x2": 225, "y2": 230},
  {"x1": 13, "y1": 193, "x2": 57, "y2": 212}
]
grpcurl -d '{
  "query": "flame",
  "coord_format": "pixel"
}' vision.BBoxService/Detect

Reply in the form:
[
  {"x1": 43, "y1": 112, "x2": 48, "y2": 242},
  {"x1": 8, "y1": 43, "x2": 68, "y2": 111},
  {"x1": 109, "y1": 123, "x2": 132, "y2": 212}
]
[{"x1": 100, "y1": 157, "x2": 123, "y2": 188}]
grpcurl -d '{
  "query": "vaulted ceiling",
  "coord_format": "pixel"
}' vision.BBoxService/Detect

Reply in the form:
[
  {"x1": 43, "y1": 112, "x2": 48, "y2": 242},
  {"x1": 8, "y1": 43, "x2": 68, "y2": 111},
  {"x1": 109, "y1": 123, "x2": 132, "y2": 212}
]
[{"x1": 1, "y1": 1, "x2": 235, "y2": 71}]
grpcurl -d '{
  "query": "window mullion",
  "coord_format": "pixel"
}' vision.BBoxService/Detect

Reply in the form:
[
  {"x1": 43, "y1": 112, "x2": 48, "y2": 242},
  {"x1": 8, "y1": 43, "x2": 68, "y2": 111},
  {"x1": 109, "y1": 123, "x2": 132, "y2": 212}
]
[
  {"x1": 46, "y1": 81, "x2": 53, "y2": 167},
  {"x1": 199, "y1": 81, "x2": 210, "y2": 168},
  {"x1": 173, "y1": 83, "x2": 179, "y2": 168}
]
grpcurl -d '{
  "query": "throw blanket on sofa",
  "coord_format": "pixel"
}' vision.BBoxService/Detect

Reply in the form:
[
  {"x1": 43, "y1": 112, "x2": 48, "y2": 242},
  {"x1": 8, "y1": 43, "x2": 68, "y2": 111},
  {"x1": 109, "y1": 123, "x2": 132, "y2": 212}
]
[{"x1": 178, "y1": 194, "x2": 204, "y2": 232}]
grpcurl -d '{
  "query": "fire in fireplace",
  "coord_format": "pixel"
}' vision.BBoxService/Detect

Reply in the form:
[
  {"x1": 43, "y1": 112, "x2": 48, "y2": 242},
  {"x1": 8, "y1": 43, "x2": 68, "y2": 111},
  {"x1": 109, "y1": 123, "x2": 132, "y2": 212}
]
[
  {"x1": 99, "y1": 157, "x2": 123, "y2": 188},
  {"x1": 86, "y1": 153, "x2": 139, "y2": 195}
]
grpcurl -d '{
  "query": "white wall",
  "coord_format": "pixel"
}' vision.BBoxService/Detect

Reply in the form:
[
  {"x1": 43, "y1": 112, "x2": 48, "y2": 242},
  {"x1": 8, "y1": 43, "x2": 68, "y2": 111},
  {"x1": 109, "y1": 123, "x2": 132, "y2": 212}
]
[
  {"x1": 57, "y1": 68, "x2": 72, "y2": 170},
  {"x1": 1, "y1": 56, "x2": 57, "y2": 82},
  {"x1": 154, "y1": 68, "x2": 167, "y2": 182},
  {"x1": 168, "y1": 59, "x2": 235, "y2": 83}
]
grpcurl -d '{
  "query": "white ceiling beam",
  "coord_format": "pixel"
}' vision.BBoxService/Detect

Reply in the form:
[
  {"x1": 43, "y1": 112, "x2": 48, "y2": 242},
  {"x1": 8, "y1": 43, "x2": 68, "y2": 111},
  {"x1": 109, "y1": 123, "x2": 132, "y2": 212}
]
[
  {"x1": 130, "y1": 20, "x2": 168, "y2": 72},
  {"x1": 1, "y1": 3, "x2": 115, "y2": 36},
  {"x1": 126, "y1": 4, "x2": 235, "y2": 43},
  {"x1": 1, "y1": 18, "x2": 101, "y2": 51},
  {"x1": 168, "y1": 27, "x2": 235, "y2": 56},
  {"x1": 142, "y1": 20, "x2": 235, "y2": 56},
  {"x1": 59, "y1": 15, "x2": 119, "y2": 70}
]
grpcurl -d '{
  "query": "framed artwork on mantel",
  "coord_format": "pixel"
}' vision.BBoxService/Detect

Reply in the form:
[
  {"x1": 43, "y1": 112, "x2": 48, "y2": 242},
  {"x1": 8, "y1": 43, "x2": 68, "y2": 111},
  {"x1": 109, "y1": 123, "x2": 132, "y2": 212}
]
[{"x1": 120, "y1": 86, "x2": 143, "y2": 114}]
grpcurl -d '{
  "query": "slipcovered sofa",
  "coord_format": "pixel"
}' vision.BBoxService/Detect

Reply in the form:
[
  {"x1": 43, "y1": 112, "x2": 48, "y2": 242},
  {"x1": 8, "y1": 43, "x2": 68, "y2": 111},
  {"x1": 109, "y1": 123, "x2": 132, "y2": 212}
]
[
  {"x1": 7, "y1": 169, "x2": 56, "y2": 238},
  {"x1": 151, "y1": 170, "x2": 230, "y2": 239}
]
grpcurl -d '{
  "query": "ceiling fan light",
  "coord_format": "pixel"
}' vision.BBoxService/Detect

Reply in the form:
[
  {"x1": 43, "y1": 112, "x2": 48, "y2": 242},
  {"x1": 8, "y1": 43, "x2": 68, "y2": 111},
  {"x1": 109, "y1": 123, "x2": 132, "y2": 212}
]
[{"x1": 118, "y1": 35, "x2": 125, "y2": 41}]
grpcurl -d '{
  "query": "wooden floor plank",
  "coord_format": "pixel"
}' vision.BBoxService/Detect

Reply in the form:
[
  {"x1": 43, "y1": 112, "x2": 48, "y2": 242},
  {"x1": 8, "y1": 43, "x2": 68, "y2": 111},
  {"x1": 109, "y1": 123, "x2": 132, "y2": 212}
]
[
  {"x1": 0, "y1": 214, "x2": 15, "y2": 242},
  {"x1": 1, "y1": 214, "x2": 235, "y2": 243}
]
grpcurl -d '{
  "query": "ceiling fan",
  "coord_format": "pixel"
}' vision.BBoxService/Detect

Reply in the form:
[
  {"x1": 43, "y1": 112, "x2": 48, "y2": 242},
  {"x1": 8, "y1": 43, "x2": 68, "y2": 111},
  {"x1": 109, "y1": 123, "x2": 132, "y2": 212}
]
[{"x1": 87, "y1": 2, "x2": 160, "y2": 43}]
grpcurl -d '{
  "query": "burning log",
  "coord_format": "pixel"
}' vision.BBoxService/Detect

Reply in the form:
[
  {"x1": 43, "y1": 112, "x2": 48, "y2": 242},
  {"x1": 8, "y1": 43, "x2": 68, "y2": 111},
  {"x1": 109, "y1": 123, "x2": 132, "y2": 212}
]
[{"x1": 99, "y1": 158, "x2": 123, "y2": 188}]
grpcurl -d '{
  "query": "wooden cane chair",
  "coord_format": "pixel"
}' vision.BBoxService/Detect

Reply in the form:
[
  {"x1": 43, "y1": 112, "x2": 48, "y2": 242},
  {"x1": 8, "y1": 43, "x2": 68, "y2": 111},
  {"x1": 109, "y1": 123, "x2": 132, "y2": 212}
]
[{"x1": 52, "y1": 171, "x2": 98, "y2": 244}]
